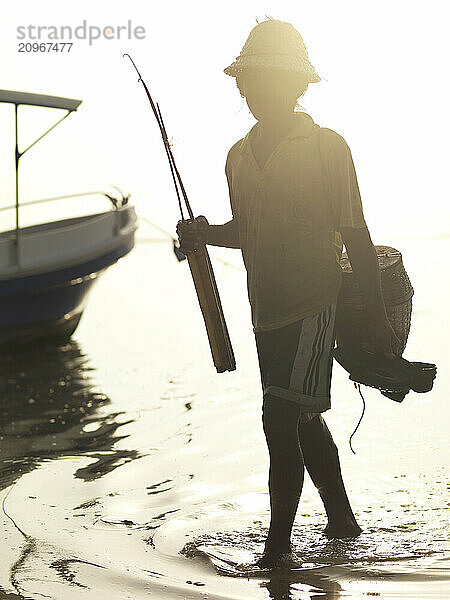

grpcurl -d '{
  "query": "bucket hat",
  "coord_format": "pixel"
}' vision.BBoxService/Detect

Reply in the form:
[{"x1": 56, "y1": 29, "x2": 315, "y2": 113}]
[{"x1": 223, "y1": 19, "x2": 321, "y2": 83}]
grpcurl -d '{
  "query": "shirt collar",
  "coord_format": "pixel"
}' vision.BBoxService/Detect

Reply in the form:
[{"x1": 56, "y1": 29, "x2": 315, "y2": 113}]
[{"x1": 238, "y1": 112, "x2": 316, "y2": 155}]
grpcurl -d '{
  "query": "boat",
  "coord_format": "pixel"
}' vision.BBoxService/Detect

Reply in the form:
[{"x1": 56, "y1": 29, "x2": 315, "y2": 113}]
[{"x1": 0, "y1": 89, "x2": 137, "y2": 348}]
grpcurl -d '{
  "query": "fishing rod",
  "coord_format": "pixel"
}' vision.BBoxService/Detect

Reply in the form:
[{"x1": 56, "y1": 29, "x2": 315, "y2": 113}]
[
  {"x1": 124, "y1": 54, "x2": 235, "y2": 373},
  {"x1": 123, "y1": 54, "x2": 188, "y2": 220}
]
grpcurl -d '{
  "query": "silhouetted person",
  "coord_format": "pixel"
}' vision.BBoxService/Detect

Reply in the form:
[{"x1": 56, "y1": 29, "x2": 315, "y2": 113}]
[{"x1": 177, "y1": 19, "x2": 398, "y2": 569}]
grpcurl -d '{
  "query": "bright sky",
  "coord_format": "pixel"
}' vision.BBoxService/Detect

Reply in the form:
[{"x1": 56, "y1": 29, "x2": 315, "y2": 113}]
[{"x1": 1, "y1": 0, "x2": 448, "y2": 242}]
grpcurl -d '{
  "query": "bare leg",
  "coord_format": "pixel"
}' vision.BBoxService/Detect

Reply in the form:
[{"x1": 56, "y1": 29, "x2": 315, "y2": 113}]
[
  {"x1": 257, "y1": 396, "x2": 304, "y2": 566},
  {"x1": 298, "y1": 414, "x2": 362, "y2": 537}
]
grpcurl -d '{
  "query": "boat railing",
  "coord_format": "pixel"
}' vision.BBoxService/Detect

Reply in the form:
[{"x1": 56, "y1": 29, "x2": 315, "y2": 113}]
[
  {"x1": 0, "y1": 188, "x2": 128, "y2": 216},
  {"x1": 0, "y1": 197, "x2": 136, "y2": 277},
  {"x1": 0, "y1": 90, "x2": 136, "y2": 275}
]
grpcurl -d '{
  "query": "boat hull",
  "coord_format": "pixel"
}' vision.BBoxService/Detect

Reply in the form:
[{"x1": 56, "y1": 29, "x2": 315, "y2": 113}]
[
  {"x1": 0, "y1": 310, "x2": 83, "y2": 348},
  {"x1": 0, "y1": 206, "x2": 136, "y2": 348}
]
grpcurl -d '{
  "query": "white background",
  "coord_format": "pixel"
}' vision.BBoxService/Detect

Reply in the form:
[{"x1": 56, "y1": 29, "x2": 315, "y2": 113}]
[{"x1": 1, "y1": 0, "x2": 448, "y2": 244}]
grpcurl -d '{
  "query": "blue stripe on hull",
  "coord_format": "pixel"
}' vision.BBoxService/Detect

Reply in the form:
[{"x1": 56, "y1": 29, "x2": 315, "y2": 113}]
[
  {"x1": 0, "y1": 274, "x2": 97, "y2": 327},
  {"x1": 0, "y1": 237, "x2": 134, "y2": 297},
  {"x1": 0, "y1": 239, "x2": 134, "y2": 340}
]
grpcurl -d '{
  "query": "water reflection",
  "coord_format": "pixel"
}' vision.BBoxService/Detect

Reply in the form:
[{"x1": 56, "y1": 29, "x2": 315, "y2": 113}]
[
  {"x1": 0, "y1": 339, "x2": 140, "y2": 492},
  {"x1": 261, "y1": 571, "x2": 342, "y2": 600}
]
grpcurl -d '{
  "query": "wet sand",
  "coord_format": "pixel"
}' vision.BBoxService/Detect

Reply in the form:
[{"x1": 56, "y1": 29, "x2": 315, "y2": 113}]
[{"x1": 0, "y1": 234, "x2": 448, "y2": 599}]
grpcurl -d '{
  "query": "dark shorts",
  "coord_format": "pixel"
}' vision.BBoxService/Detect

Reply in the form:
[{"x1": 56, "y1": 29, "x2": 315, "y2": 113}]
[{"x1": 255, "y1": 303, "x2": 337, "y2": 421}]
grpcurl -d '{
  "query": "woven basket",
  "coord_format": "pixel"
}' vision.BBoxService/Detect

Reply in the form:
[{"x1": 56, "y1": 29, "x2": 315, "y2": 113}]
[{"x1": 336, "y1": 245, "x2": 414, "y2": 354}]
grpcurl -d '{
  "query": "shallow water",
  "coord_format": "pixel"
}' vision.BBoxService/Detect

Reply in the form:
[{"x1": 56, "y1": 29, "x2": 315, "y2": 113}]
[{"x1": 0, "y1": 234, "x2": 448, "y2": 599}]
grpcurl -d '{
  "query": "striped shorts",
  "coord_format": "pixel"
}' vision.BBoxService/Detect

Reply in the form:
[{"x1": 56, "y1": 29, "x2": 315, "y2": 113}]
[{"x1": 255, "y1": 303, "x2": 337, "y2": 421}]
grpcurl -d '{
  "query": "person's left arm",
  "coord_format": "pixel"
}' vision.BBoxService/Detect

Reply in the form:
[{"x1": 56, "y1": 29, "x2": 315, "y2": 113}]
[
  {"x1": 340, "y1": 225, "x2": 399, "y2": 357},
  {"x1": 323, "y1": 128, "x2": 399, "y2": 356}
]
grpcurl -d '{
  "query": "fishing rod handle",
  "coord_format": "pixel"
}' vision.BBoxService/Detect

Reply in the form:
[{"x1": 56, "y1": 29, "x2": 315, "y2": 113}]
[{"x1": 176, "y1": 216, "x2": 209, "y2": 254}]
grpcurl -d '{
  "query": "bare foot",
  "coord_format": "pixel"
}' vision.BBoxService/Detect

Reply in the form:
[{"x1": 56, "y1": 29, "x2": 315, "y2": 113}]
[
  {"x1": 324, "y1": 516, "x2": 362, "y2": 539},
  {"x1": 253, "y1": 549, "x2": 302, "y2": 570}
]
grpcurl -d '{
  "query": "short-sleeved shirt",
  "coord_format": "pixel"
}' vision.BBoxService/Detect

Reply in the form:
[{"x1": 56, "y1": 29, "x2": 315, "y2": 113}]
[{"x1": 225, "y1": 111, "x2": 366, "y2": 333}]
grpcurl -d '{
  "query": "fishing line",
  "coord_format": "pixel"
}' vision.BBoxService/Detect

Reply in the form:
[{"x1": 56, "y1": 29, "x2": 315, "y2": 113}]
[
  {"x1": 156, "y1": 103, "x2": 194, "y2": 220},
  {"x1": 155, "y1": 103, "x2": 186, "y2": 221},
  {"x1": 1, "y1": 484, "x2": 27, "y2": 538},
  {"x1": 124, "y1": 53, "x2": 193, "y2": 221},
  {"x1": 349, "y1": 382, "x2": 366, "y2": 455}
]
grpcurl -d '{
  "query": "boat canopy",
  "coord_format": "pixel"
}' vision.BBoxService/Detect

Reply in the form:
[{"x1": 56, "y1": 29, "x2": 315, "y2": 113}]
[
  {"x1": 0, "y1": 88, "x2": 83, "y2": 259},
  {"x1": 0, "y1": 89, "x2": 81, "y2": 111}
]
